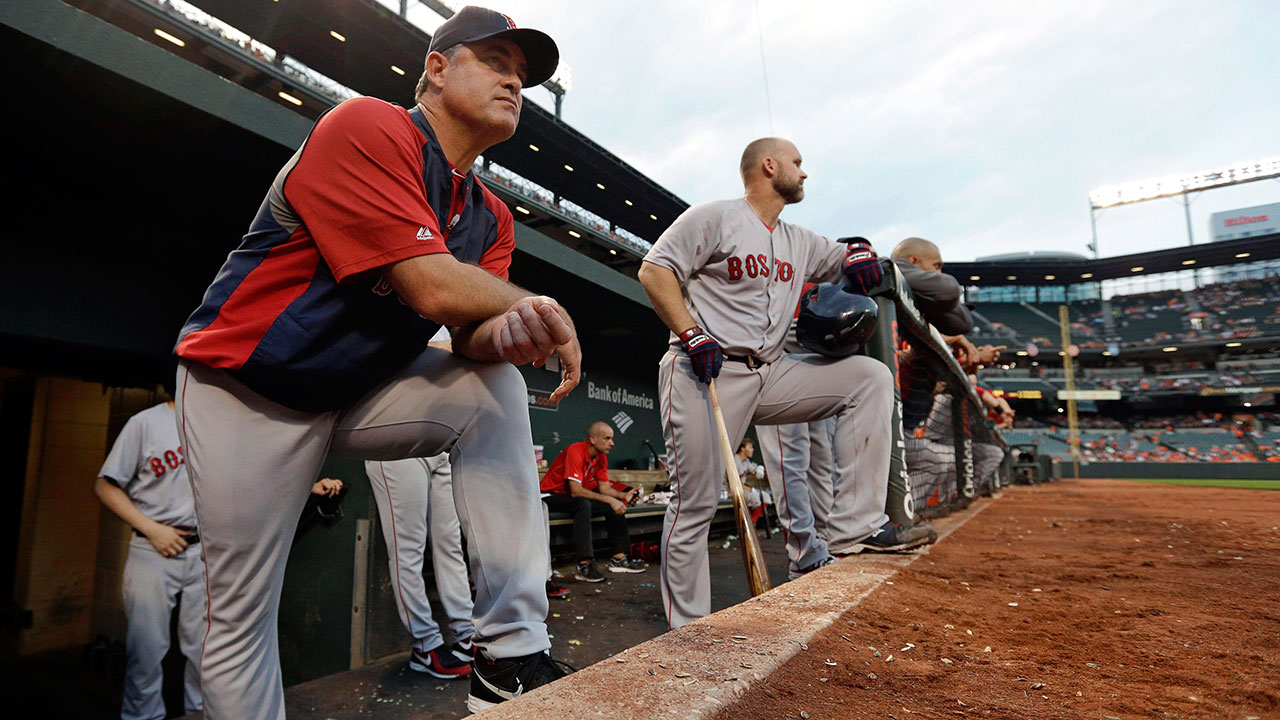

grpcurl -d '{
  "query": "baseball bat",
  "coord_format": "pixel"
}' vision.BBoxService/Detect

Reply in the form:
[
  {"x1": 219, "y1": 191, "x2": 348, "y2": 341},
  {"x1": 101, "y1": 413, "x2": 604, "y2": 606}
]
[{"x1": 708, "y1": 380, "x2": 773, "y2": 596}]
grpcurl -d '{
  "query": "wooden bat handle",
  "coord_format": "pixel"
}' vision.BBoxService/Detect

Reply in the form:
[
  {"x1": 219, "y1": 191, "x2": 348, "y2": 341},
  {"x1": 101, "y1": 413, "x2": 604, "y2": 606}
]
[{"x1": 708, "y1": 380, "x2": 773, "y2": 596}]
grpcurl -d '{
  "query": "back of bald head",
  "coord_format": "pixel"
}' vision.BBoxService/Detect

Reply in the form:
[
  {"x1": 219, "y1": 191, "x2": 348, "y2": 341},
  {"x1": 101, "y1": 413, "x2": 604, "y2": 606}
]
[
  {"x1": 740, "y1": 137, "x2": 787, "y2": 181},
  {"x1": 890, "y1": 237, "x2": 940, "y2": 261}
]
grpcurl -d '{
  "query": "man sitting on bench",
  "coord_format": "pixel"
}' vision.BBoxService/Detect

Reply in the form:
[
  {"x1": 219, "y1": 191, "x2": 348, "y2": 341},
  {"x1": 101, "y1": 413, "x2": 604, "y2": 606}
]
[{"x1": 541, "y1": 422, "x2": 648, "y2": 582}]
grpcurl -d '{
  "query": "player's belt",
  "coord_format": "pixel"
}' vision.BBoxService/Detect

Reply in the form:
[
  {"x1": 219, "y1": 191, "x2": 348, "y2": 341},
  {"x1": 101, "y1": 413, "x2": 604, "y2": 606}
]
[
  {"x1": 133, "y1": 528, "x2": 200, "y2": 546},
  {"x1": 724, "y1": 354, "x2": 768, "y2": 370}
]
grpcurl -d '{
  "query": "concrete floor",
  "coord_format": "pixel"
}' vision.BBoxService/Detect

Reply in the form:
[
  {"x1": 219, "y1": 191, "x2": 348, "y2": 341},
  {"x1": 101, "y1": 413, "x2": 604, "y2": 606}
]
[
  {"x1": 9, "y1": 528, "x2": 791, "y2": 720},
  {"x1": 261, "y1": 532, "x2": 790, "y2": 720}
]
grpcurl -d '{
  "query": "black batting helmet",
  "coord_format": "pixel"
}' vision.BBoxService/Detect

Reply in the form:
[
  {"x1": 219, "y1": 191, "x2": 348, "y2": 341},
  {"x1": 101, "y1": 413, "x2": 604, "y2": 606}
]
[{"x1": 795, "y1": 282, "x2": 879, "y2": 357}]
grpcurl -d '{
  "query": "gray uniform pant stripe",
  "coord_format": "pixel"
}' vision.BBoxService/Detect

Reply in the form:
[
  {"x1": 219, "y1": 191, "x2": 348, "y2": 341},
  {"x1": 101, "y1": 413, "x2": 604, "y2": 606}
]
[
  {"x1": 807, "y1": 417, "x2": 836, "y2": 538},
  {"x1": 756, "y1": 423, "x2": 832, "y2": 574},
  {"x1": 659, "y1": 351, "x2": 893, "y2": 628},
  {"x1": 121, "y1": 538, "x2": 205, "y2": 720},
  {"x1": 177, "y1": 350, "x2": 548, "y2": 719},
  {"x1": 366, "y1": 456, "x2": 475, "y2": 654}
]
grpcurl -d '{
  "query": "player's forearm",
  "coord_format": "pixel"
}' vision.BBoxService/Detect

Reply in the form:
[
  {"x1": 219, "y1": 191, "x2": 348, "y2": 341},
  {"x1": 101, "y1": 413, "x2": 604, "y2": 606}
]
[
  {"x1": 596, "y1": 483, "x2": 627, "y2": 500},
  {"x1": 450, "y1": 315, "x2": 510, "y2": 362},
  {"x1": 386, "y1": 253, "x2": 530, "y2": 328},
  {"x1": 638, "y1": 262, "x2": 698, "y2": 334},
  {"x1": 568, "y1": 483, "x2": 614, "y2": 504},
  {"x1": 94, "y1": 477, "x2": 161, "y2": 535}
]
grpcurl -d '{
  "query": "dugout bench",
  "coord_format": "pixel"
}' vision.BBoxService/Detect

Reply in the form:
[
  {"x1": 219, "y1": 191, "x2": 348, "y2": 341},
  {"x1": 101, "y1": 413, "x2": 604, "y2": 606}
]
[{"x1": 539, "y1": 469, "x2": 773, "y2": 559}]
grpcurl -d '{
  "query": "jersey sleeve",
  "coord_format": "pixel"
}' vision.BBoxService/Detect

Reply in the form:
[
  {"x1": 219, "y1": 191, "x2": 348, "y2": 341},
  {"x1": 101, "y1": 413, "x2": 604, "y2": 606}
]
[
  {"x1": 99, "y1": 415, "x2": 143, "y2": 491},
  {"x1": 643, "y1": 202, "x2": 722, "y2": 285},
  {"x1": 807, "y1": 231, "x2": 847, "y2": 284},
  {"x1": 477, "y1": 187, "x2": 515, "y2": 280},
  {"x1": 896, "y1": 261, "x2": 974, "y2": 335},
  {"x1": 285, "y1": 98, "x2": 450, "y2": 283}
]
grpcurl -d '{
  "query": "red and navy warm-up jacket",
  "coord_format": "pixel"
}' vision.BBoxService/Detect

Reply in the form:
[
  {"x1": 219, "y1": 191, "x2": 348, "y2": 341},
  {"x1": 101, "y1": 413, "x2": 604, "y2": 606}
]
[{"x1": 175, "y1": 97, "x2": 514, "y2": 412}]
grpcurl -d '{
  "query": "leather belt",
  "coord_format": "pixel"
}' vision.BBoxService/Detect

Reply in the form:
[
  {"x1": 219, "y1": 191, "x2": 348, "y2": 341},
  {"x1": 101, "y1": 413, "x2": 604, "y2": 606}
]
[
  {"x1": 724, "y1": 354, "x2": 768, "y2": 370},
  {"x1": 135, "y1": 528, "x2": 200, "y2": 546}
]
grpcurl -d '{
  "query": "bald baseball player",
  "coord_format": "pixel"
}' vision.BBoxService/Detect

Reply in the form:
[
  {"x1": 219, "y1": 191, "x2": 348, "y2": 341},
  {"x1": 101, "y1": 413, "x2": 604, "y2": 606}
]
[
  {"x1": 638, "y1": 137, "x2": 894, "y2": 627},
  {"x1": 888, "y1": 237, "x2": 973, "y2": 336},
  {"x1": 173, "y1": 7, "x2": 576, "y2": 716},
  {"x1": 889, "y1": 237, "x2": 1012, "y2": 370},
  {"x1": 540, "y1": 422, "x2": 647, "y2": 581}
]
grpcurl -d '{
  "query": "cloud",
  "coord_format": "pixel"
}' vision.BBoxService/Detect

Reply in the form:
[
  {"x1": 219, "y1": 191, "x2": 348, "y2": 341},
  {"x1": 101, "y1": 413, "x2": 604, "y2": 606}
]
[{"x1": 505, "y1": 0, "x2": 1280, "y2": 260}]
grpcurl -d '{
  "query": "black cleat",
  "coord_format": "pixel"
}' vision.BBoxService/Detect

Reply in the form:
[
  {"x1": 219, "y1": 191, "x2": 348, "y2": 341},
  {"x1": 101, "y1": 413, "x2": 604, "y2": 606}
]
[
  {"x1": 450, "y1": 635, "x2": 474, "y2": 663},
  {"x1": 408, "y1": 644, "x2": 471, "y2": 679},
  {"x1": 857, "y1": 520, "x2": 937, "y2": 553},
  {"x1": 787, "y1": 554, "x2": 836, "y2": 580},
  {"x1": 574, "y1": 561, "x2": 605, "y2": 583},
  {"x1": 467, "y1": 650, "x2": 574, "y2": 713}
]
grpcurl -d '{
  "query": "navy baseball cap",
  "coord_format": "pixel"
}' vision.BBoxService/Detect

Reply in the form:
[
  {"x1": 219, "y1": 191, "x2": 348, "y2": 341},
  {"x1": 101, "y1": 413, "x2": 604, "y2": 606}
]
[{"x1": 428, "y1": 6, "x2": 559, "y2": 87}]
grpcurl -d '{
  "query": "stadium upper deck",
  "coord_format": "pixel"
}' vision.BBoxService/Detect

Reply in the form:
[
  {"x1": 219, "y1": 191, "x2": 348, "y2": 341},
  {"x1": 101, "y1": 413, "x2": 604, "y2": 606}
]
[{"x1": 64, "y1": 0, "x2": 692, "y2": 276}]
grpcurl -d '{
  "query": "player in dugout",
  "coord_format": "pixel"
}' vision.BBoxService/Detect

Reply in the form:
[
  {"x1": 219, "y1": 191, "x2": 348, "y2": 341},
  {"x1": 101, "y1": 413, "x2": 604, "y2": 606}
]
[
  {"x1": 889, "y1": 236, "x2": 1004, "y2": 369},
  {"x1": 171, "y1": 6, "x2": 577, "y2": 716},
  {"x1": 638, "y1": 137, "x2": 895, "y2": 628},
  {"x1": 95, "y1": 384, "x2": 344, "y2": 720},
  {"x1": 541, "y1": 422, "x2": 648, "y2": 582}
]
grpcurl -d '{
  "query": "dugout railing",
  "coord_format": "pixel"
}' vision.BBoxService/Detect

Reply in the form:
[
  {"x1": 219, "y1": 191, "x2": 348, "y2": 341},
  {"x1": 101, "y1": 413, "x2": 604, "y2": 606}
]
[{"x1": 864, "y1": 262, "x2": 1009, "y2": 523}]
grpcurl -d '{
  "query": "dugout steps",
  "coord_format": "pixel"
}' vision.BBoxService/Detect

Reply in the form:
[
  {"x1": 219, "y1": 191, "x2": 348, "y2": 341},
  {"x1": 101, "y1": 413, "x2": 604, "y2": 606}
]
[{"x1": 467, "y1": 495, "x2": 997, "y2": 719}]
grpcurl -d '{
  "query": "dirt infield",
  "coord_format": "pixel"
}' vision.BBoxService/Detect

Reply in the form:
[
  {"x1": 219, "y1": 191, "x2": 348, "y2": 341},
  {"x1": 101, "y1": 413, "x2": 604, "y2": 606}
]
[{"x1": 712, "y1": 479, "x2": 1280, "y2": 719}]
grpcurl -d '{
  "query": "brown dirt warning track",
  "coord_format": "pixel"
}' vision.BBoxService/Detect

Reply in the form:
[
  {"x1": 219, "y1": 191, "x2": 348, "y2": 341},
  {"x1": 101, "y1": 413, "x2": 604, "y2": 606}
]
[{"x1": 711, "y1": 478, "x2": 1280, "y2": 720}]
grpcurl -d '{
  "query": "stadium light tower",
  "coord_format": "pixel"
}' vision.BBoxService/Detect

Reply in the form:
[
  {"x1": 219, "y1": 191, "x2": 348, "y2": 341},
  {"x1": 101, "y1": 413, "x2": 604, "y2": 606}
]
[{"x1": 1086, "y1": 157, "x2": 1280, "y2": 259}]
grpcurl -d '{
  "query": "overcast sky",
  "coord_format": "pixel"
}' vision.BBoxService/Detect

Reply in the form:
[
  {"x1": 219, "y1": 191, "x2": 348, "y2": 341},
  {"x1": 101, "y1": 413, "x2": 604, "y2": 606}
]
[{"x1": 433, "y1": 1, "x2": 1279, "y2": 262}]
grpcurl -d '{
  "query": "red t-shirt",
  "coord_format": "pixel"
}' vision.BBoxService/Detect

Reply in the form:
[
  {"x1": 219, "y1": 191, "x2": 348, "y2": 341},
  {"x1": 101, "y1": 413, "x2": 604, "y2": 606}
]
[{"x1": 540, "y1": 441, "x2": 609, "y2": 495}]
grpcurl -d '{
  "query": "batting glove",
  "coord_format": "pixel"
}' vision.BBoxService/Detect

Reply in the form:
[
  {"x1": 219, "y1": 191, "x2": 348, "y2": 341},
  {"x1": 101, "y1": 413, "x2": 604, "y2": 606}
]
[
  {"x1": 678, "y1": 325, "x2": 723, "y2": 384},
  {"x1": 841, "y1": 238, "x2": 883, "y2": 294}
]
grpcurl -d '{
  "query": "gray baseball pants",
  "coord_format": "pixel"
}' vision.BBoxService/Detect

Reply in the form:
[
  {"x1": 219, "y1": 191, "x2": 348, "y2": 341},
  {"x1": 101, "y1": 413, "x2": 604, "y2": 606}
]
[
  {"x1": 807, "y1": 416, "x2": 836, "y2": 539},
  {"x1": 366, "y1": 455, "x2": 475, "y2": 653},
  {"x1": 121, "y1": 537, "x2": 205, "y2": 720},
  {"x1": 974, "y1": 442, "x2": 1004, "y2": 489},
  {"x1": 755, "y1": 415, "x2": 840, "y2": 575},
  {"x1": 658, "y1": 351, "x2": 892, "y2": 628},
  {"x1": 176, "y1": 351, "x2": 549, "y2": 719}
]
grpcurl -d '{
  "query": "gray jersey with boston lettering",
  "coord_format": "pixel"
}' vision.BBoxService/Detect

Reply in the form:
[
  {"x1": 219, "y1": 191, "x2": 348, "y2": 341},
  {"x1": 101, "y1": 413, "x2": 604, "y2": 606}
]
[
  {"x1": 643, "y1": 198, "x2": 846, "y2": 363},
  {"x1": 99, "y1": 402, "x2": 196, "y2": 528}
]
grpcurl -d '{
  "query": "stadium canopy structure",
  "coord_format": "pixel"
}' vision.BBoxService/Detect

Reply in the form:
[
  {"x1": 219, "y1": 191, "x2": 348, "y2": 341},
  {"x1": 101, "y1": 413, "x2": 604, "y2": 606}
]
[
  {"x1": 943, "y1": 233, "x2": 1280, "y2": 287},
  {"x1": 159, "y1": 0, "x2": 689, "y2": 243},
  {"x1": 2, "y1": 0, "x2": 667, "y2": 385},
  {"x1": 63, "y1": 0, "x2": 687, "y2": 276}
]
